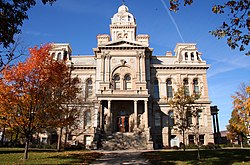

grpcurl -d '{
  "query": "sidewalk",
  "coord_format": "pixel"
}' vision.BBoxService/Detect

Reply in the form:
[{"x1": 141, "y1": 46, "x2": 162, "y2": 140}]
[{"x1": 91, "y1": 150, "x2": 152, "y2": 165}]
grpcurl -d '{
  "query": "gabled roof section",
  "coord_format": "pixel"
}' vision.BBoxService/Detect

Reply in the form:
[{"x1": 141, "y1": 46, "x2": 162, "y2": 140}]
[{"x1": 98, "y1": 39, "x2": 148, "y2": 48}]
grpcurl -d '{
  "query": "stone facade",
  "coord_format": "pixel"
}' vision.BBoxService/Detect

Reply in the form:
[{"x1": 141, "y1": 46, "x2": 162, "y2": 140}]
[{"x1": 50, "y1": 5, "x2": 214, "y2": 149}]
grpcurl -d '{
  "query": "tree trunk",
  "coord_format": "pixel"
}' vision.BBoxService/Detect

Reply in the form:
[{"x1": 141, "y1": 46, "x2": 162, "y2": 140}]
[
  {"x1": 1, "y1": 125, "x2": 5, "y2": 146},
  {"x1": 24, "y1": 136, "x2": 30, "y2": 160},
  {"x1": 57, "y1": 127, "x2": 63, "y2": 151},
  {"x1": 182, "y1": 131, "x2": 186, "y2": 151},
  {"x1": 64, "y1": 126, "x2": 68, "y2": 148}
]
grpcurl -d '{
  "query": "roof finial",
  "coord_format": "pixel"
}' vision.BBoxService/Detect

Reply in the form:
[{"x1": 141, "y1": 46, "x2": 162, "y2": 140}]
[{"x1": 122, "y1": 0, "x2": 125, "y2": 5}]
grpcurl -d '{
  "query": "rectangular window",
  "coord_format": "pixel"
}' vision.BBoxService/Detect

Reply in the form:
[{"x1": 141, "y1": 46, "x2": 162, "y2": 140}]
[
  {"x1": 199, "y1": 135, "x2": 205, "y2": 144},
  {"x1": 167, "y1": 86, "x2": 173, "y2": 98},
  {"x1": 194, "y1": 86, "x2": 199, "y2": 94},
  {"x1": 188, "y1": 135, "x2": 194, "y2": 144},
  {"x1": 154, "y1": 113, "x2": 161, "y2": 127},
  {"x1": 184, "y1": 86, "x2": 189, "y2": 96}
]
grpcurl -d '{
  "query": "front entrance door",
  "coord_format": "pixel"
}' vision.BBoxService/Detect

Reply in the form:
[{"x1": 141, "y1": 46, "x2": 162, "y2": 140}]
[{"x1": 117, "y1": 116, "x2": 129, "y2": 132}]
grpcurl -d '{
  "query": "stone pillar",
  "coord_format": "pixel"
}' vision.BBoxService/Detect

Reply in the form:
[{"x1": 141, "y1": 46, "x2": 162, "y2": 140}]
[
  {"x1": 99, "y1": 101, "x2": 103, "y2": 131},
  {"x1": 215, "y1": 114, "x2": 220, "y2": 134},
  {"x1": 107, "y1": 100, "x2": 112, "y2": 132},
  {"x1": 144, "y1": 100, "x2": 148, "y2": 128},
  {"x1": 101, "y1": 55, "x2": 105, "y2": 81},
  {"x1": 141, "y1": 55, "x2": 146, "y2": 81},
  {"x1": 134, "y1": 100, "x2": 138, "y2": 129}
]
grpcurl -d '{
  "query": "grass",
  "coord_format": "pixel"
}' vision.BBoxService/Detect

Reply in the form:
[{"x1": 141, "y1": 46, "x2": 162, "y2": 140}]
[
  {"x1": 0, "y1": 148, "x2": 103, "y2": 164},
  {"x1": 143, "y1": 149, "x2": 250, "y2": 165}
]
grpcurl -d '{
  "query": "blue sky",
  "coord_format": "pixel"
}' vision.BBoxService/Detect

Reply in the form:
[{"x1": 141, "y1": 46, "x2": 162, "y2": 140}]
[{"x1": 20, "y1": 0, "x2": 250, "y2": 131}]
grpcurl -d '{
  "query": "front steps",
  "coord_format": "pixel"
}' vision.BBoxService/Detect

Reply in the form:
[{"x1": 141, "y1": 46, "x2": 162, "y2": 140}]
[{"x1": 100, "y1": 132, "x2": 147, "y2": 150}]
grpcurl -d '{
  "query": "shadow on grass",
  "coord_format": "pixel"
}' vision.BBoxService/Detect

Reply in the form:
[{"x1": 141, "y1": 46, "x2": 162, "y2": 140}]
[
  {"x1": 0, "y1": 148, "x2": 59, "y2": 154},
  {"x1": 143, "y1": 149, "x2": 250, "y2": 165},
  {"x1": 48, "y1": 152, "x2": 103, "y2": 164}
]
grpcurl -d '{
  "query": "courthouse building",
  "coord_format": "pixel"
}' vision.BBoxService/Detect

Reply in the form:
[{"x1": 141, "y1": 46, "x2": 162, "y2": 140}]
[{"x1": 50, "y1": 4, "x2": 214, "y2": 149}]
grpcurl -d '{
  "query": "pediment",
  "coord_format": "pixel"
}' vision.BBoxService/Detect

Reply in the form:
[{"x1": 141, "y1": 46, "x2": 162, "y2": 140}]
[{"x1": 99, "y1": 40, "x2": 147, "y2": 47}]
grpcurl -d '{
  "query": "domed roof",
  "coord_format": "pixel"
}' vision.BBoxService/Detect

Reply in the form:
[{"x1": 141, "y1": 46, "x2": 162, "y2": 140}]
[{"x1": 118, "y1": 5, "x2": 129, "y2": 13}]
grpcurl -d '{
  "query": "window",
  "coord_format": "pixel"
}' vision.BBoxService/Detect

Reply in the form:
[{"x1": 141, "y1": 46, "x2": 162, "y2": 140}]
[
  {"x1": 155, "y1": 112, "x2": 161, "y2": 127},
  {"x1": 128, "y1": 15, "x2": 131, "y2": 21},
  {"x1": 84, "y1": 110, "x2": 91, "y2": 127},
  {"x1": 63, "y1": 51, "x2": 68, "y2": 60},
  {"x1": 187, "y1": 111, "x2": 192, "y2": 126},
  {"x1": 168, "y1": 111, "x2": 174, "y2": 127},
  {"x1": 51, "y1": 52, "x2": 55, "y2": 59},
  {"x1": 57, "y1": 52, "x2": 62, "y2": 61},
  {"x1": 199, "y1": 135, "x2": 205, "y2": 144},
  {"x1": 183, "y1": 79, "x2": 189, "y2": 96},
  {"x1": 154, "y1": 80, "x2": 159, "y2": 98},
  {"x1": 191, "y1": 52, "x2": 194, "y2": 61},
  {"x1": 166, "y1": 79, "x2": 173, "y2": 99},
  {"x1": 188, "y1": 135, "x2": 194, "y2": 144},
  {"x1": 124, "y1": 74, "x2": 131, "y2": 90},
  {"x1": 197, "y1": 111, "x2": 202, "y2": 126},
  {"x1": 193, "y1": 79, "x2": 199, "y2": 95},
  {"x1": 196, "y1": 52, "x2": 200, "y2": 60},
  {"x1": 86, "y1": 79, "x2": 92, "y2": 97},
  {"x1": 185, "y1": 52, "x2": 188, "y2": 60},
  {"x1": 114, "y1": 75, "x2": 120, "y2": 90}
]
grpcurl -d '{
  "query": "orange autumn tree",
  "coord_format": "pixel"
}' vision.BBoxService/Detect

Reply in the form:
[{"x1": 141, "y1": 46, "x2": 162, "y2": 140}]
[
  {"x1": 0, "y1": 44, "x2": 82, "y2": 159},
  {"x1": 228, "y1": 83, "x2": 250, "y2": 147}
]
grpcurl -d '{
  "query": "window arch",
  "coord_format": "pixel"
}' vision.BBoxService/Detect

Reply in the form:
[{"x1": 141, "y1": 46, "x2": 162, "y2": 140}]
[
  {"x1": 114, "y1": 74, "x2": 120, "y2": 90},
  {"x1": 166, "y1": 78, "x2": 173, "y2": 99},
  {"x1": 183, "y1": 78, "x2": 189, "y2": 96},
  {"x1": 124, "y1": 74, "x2": 131, "y2": 90},
  {"x1": 86, "y1": 79, "x2": 92, "y2": 98},
  {"x1": 84, "y1": 110, "x2": 91, "y2": 127},
  {"x1": 185, "y1": 52, "x2": 188, "y2": 60},
  {"x1": 193, "y1": 78, "x2": 199, "y2": 94},
  {"x1": 57, "y1": 52, "x2": 62, "y2": 61},
  {"x1": 153, "y1": 79, "x2": 159, "y2": 98}
]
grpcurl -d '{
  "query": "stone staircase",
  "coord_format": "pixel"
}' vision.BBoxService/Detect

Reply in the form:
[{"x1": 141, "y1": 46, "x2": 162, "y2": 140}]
[{"x1": 100, "y1": 132, "x2": 147, "y2": 150}]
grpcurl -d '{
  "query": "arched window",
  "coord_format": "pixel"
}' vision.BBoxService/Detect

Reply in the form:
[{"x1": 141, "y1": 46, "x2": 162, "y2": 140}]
[
  {"x1": 196, "y1": 52, "x2": 200, "y2": 60},
  {"x1": 154, "y1": 79, "x2": 159, "y2": 98},
  {"x1": 124, "y1": 74, "x2": 131, "y2": 90},
  {"x1": 51, "y1": 52, "x2": 55, "y2": 59},
  {"x1": 114, "y1": 75, "x2": 120, "y2": 90},
  {"x1": 57, "y1": 52, "x2": 62, "y2": 61},
  {"x1": 86, "y1": 79, "x2": 92, "y2": 98},
  {"x1": 185, "y1": 52, "x2": 188, "y2": 60},
  {"x1": 191, "y1": 52, "x2": 194, "y2": 61},
  {"x1": 84, "y1": 110, "x2": 91, "y2": 127},
  {"x1": 193, "y1": 79, "x2": 199, "y2": 94},
  {"x1": 183, "y1": 78, "x2": 189, "y2": 96},
  {"x1": 128, "y1": 15, "x2": 131, "y2": 21},
  {"x1": 166, "y1": 79, "x2": 173, "y2": 99}
]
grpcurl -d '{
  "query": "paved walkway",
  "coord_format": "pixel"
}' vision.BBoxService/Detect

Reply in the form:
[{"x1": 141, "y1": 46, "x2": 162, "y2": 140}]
[{"x1": 91, "y1": 150, "x2": 152, "y2": 165}]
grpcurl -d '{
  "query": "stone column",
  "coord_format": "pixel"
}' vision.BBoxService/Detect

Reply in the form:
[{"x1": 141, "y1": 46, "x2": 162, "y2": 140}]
[
  {"x1": 136, "y1": 56, "x2": 140, "y2": 81},
  {"x1": 99, "y1": 101, "x2": 103, "y2": 130},
  {"x1": 215, "y1": 113, "x2": 220, "y2": 134},
  {"x1": 134, "y1": 100, "x2": 138, "y2": 129},
  {"x1": 141, "y1": 55, "x2": 146, "y2": 81},
  {"x1": 101, "y1": 55, "x2": 105, "y2": 82},
  {"x1": 144, "y1": 100, "x2": 148, "y2": 128},
  {"x1": 107, "y1": 100, "x2": 112, "y2": 132}
]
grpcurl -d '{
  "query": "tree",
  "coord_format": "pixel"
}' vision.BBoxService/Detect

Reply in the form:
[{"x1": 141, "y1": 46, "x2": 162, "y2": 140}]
[
  {"x1": 0, "y1": 44, "x2": 81, "y2": 159},
  {"x1": 0, "y1": 0, "x2": 56, "y2": 70},
  {"x1": 44, "y1": 61, "x2": 83, "y2": 151},
  {"x1": 168, "y1": 0, "x2": 250, "y2": 55},
  {"x1": 227, "y1": 82, "x2": 250, "y2": 147},
  {"x1": 169, "y1": 85, "x2": 200, "y2": 151}
]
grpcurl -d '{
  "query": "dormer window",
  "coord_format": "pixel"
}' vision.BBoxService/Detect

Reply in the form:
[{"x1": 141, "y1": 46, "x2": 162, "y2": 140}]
[{"x1": 185, "y1": 52, "x2": 188, "y2": 60}]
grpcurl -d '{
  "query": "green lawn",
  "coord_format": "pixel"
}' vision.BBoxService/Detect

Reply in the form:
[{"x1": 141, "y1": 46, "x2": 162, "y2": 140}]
[
  {"x1": 143, "y1": 149, "x2": 250, "y2": 165},
  {"x1": 0, "y1": 148, "x2": 103, "y2": 164}
]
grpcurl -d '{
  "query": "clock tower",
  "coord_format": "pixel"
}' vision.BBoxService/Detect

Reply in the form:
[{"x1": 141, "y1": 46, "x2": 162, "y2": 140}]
[{"x1": 110, "y1": 5, "x2": 137, "y2": 41}]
